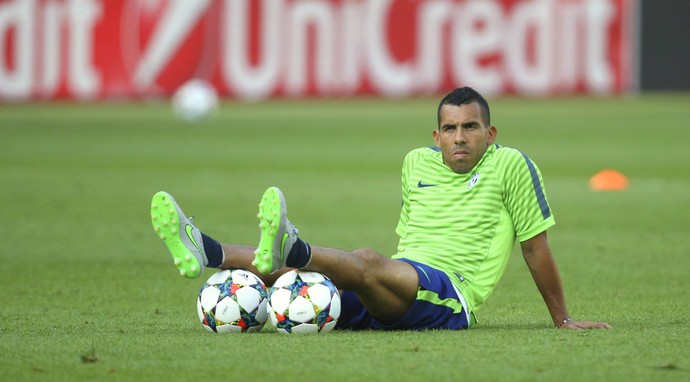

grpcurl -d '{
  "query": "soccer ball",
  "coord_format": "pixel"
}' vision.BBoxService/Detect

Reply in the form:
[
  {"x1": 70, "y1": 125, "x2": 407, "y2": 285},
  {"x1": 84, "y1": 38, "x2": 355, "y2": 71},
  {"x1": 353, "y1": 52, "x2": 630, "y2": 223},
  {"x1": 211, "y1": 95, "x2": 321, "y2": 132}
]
[
  {"x1": 171, "y1": 79, "x2": 218, "y2": 122},
  {"x1": 267, "y1": 270, "x2": 340, "y2": 334},
  {"x1": 197, "y1": 269, "x2": 268, "y2": 333}
]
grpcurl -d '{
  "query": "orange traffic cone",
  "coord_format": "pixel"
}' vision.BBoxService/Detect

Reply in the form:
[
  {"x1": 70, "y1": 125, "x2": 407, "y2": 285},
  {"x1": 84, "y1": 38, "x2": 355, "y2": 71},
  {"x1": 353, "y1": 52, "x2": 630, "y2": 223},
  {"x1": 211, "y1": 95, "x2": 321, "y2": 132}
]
[{"x1": 589, "y1": 169, "x2": 628, "y2": 191}]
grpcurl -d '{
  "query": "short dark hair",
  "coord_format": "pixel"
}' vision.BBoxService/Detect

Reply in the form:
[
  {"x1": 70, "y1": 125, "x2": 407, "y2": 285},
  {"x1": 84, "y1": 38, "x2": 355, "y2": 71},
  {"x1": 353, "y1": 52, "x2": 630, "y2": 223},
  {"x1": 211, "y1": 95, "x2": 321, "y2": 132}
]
[{"x1": 436, "y1": 87, "x2": 491, "y2": 128}]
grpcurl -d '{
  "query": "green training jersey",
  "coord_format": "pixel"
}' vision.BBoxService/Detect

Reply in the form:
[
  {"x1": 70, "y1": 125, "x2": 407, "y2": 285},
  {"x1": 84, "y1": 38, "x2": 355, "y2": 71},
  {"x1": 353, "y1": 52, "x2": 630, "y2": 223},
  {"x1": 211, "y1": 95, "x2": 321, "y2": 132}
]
[{"x1": 393, "y1": 144, "x2": 555, "y2": 314}]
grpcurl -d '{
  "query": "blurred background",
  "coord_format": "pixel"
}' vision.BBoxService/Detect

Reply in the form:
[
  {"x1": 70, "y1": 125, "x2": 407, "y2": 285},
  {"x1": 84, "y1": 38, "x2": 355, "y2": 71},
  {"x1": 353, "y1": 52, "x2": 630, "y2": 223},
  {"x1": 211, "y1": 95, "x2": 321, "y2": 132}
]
[{"x1": 0, "y1": 0, "x2": 687, "y2": 102}]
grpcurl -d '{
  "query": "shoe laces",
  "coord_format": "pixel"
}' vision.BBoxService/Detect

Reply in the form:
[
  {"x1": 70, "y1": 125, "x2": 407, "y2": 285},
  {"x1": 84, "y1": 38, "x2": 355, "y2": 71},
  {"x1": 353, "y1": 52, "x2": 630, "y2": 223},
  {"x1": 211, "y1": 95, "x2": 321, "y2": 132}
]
[{"x1": 288, "y1": 222, "x2": 299, "y2": 236}]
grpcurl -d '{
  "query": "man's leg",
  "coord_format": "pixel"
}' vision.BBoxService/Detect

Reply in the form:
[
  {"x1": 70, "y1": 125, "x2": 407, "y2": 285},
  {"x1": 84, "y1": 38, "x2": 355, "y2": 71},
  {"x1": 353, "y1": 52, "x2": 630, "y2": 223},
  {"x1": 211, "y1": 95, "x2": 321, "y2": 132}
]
[
  {"x1": 152, "y1": 188, "x2": 420, "y2": 324},
  {"x1": 252, "y1": 187, "x2": 419, "y2": 324},
  {"x1": 226, "y1": 242, "x2": 419, "y2": 323},
  {"x1": 219, "y1": 244, "x2": 288, "y2": 286},
  {"x1": 305, "y1": 246, "x2": 419, "y2": 324}
]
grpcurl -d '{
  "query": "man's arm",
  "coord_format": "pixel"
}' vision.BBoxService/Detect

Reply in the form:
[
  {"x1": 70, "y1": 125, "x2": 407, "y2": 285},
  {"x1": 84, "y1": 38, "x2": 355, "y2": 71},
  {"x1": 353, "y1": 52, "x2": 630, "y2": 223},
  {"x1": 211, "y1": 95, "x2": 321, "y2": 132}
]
[{"x1": 520, "y1": 231, "x2": 611, "y2": 330}]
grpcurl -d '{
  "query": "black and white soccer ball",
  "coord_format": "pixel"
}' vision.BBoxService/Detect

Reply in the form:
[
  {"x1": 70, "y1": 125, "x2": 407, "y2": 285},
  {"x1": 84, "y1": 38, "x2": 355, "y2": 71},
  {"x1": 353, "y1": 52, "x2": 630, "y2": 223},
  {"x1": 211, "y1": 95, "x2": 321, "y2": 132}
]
[
  {"x1": 267, "y1": 270, "x2": 340, "y2": 334},
  {"x1": 197, "y1": 269, "x2": 268, "y2": 333}
]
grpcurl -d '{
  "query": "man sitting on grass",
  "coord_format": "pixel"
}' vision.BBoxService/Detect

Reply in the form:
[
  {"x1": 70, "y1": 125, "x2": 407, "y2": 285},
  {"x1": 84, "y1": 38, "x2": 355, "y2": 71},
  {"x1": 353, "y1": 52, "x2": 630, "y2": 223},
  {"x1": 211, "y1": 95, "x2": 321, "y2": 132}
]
[{"x1": 151, "y1": 86, "x2": 610, "y2": 331}]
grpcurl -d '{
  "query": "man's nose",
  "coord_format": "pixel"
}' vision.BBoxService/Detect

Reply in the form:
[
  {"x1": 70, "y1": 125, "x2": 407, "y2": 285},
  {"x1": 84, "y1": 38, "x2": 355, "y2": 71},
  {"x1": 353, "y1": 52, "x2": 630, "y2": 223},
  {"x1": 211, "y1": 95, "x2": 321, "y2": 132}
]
[{"x1": 454, "y1": 129, "x2": 466, "y2": 144}]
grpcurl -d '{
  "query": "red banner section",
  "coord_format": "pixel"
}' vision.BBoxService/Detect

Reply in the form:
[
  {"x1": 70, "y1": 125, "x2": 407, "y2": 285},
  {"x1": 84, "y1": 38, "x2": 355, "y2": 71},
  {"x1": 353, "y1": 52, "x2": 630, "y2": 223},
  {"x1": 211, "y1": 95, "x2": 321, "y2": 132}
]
[{"x1": 0, "y1": 0, "x2": 636, "y2": 101}]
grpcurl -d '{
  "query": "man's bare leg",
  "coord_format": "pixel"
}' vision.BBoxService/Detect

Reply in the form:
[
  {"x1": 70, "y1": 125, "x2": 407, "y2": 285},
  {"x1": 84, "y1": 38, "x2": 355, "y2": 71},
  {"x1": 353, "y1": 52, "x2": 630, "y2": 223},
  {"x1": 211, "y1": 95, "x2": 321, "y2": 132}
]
[
  {"x1": 304, "y1": 246, "x2": 418, "y2": 324},
  {"x1": 219, "y1": 244, "x2": 288, "y2": 286},
  {"x1": 152, "y1": 188, "x2": 419, "y2": 324},
  {"x1": 251, "y1": 186, "x2": 420, "y2": 324},
  {"x1": 218, "y1": 243, "x2": 418, "y2": 323}
]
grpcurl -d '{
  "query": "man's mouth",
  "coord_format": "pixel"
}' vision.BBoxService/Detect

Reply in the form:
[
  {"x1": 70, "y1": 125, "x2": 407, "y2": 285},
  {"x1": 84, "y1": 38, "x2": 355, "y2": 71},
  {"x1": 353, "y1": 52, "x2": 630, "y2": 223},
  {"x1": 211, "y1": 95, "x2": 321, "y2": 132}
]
[{"x1": 452, "y1": 149, "x2": 468, "y2": 159}]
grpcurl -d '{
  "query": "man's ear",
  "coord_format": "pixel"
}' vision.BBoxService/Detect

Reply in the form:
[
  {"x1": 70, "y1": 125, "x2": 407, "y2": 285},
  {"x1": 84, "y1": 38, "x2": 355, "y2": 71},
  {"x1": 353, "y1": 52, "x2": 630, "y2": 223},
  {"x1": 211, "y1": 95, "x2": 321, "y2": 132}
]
[{"x1": 487, "y1": 126, "x2": 497, "y2": 144}]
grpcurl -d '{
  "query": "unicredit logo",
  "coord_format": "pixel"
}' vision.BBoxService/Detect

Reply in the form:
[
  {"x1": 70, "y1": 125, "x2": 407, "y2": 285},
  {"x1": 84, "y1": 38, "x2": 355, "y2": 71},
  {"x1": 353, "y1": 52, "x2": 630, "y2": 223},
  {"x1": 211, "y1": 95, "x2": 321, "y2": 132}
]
[{"x1": 0, "y1": 0, "x2": 633, "y2": 101}]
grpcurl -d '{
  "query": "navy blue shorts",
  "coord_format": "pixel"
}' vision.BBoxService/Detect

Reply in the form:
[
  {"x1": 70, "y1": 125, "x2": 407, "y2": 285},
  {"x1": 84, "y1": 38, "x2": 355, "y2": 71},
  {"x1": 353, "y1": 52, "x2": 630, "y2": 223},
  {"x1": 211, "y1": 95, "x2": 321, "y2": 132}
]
[{"x1": 334, "y1": 259, "x2": 470, "y2": 330}]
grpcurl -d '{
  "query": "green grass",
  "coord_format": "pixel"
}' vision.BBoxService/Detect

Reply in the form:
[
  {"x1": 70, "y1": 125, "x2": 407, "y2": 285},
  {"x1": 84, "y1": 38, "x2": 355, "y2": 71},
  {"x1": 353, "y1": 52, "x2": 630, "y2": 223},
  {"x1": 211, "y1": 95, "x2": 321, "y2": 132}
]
[{"x1": 1, "y1": 94, "x2": 689, "y2": 381}]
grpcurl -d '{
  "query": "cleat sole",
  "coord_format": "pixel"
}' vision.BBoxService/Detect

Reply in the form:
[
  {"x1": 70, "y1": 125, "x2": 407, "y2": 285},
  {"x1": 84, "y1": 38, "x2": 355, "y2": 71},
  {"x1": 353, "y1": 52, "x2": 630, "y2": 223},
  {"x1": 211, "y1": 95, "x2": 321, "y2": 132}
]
[
  {"x1": 151, "y1": 191, "x2": 202, "y2": 279},
  {"x1": 252, "y1": 187, "x2": 283, "y2": 274}
]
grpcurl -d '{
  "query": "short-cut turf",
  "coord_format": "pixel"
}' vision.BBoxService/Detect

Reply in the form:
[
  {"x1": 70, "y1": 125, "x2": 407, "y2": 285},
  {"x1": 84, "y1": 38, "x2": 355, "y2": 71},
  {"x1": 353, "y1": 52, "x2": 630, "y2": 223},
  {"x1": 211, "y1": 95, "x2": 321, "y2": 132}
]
[{"x1": 1, "y1": 94, "x2": 689, "y2": 381}]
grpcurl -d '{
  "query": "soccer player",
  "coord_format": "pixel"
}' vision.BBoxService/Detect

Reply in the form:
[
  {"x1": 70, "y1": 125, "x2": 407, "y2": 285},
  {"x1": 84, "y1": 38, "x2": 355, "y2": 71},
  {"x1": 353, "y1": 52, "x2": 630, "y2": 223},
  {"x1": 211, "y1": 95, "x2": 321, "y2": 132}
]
[{"x1": 151, "y1": 87, "x2": 610, "y2": 330}]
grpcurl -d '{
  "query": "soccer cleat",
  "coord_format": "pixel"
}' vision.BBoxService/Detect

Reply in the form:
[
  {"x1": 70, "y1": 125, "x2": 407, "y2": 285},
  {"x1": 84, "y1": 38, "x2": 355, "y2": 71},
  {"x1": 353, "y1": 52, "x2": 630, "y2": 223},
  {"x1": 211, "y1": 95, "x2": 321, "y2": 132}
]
[
  {"x1": 252, "y1": 187, "x2": 299, "y2": 275},
  {"x1": 151, "y1": 191, "x2": 207, "y2": 278}
]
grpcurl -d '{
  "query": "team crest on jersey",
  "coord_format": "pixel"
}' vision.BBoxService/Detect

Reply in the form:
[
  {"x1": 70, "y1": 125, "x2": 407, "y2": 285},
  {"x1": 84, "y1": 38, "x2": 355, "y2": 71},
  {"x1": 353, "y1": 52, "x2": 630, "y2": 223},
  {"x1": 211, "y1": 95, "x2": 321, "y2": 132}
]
[{"x1": 467, "y1": 172, "x2": 480, "y2": 189}]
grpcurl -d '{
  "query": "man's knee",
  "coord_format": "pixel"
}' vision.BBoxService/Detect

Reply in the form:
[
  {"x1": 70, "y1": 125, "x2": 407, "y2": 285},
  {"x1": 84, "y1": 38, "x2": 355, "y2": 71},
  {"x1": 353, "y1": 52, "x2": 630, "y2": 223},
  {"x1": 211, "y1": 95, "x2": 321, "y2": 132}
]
[
  {"x1": 351, "y1": 248, "x2": 392, "y2": 284},
  {"x1": 347, "y1": 249, "x2": 418, "y2": 321},
  {"x1": 352, "y1": 248, "x2": 385, "y2": 267}
]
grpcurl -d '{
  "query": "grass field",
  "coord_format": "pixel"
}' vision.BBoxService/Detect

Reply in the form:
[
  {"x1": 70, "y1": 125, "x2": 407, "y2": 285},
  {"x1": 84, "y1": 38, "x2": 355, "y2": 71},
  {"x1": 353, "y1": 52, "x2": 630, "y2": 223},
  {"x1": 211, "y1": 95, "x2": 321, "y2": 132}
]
[{"x1": 1, "y1": 94, "x2": 689, "y2": 381}]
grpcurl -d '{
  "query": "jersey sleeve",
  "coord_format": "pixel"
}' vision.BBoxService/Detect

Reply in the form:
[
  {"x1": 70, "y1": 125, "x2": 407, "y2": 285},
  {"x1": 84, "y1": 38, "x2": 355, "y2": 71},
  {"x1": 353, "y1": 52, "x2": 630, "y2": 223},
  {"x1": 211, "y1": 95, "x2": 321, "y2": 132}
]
[{"x1": 500, "y1": 149, "x2": 555, "y2": 242}]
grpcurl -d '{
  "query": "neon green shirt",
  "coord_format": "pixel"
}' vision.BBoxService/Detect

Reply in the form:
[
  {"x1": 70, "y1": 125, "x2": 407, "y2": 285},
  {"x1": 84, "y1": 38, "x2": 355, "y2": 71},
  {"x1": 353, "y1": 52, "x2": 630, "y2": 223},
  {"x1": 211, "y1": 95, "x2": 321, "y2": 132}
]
[{"x1": 393, "y1": 144, "x2": 555, "y2": 314}]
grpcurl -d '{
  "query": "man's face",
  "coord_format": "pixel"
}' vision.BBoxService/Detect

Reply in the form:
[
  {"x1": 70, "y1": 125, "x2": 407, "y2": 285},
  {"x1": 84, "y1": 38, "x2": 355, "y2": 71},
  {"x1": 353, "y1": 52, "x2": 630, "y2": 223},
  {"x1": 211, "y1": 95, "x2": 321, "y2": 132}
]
[{"x1": 433, "y1": 102, "x2": 497, "y2": 174}]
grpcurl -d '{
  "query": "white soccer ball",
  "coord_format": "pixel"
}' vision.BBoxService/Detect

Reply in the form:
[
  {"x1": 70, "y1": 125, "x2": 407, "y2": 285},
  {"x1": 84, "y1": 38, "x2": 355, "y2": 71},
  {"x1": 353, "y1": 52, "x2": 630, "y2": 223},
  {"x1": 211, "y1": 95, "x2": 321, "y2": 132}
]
[
  {"x1": 267, "y1": 270, "x2": 340, "y2": 334},
  {"x1": 197, "y1": 269, "x2": 268, "y2": 333},
  {"x1": 172, "y1": 79, "x2": 218, "y2": 122}
]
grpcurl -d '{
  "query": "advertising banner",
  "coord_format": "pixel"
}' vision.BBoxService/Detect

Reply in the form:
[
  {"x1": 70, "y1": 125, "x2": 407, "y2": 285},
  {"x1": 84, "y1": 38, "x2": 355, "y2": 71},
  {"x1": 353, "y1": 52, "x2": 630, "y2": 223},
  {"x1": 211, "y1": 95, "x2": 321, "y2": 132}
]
[{"x1": 0, "y1": 0, "x2": 637, "y2": 101}]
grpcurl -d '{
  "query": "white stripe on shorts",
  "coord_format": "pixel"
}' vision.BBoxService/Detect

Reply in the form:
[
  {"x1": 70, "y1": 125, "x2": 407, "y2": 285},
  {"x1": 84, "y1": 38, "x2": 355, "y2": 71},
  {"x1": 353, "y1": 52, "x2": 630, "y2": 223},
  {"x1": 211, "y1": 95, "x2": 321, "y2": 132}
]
[{"x1": 451, "y1": 284, "x2": 470, "y2": 326}]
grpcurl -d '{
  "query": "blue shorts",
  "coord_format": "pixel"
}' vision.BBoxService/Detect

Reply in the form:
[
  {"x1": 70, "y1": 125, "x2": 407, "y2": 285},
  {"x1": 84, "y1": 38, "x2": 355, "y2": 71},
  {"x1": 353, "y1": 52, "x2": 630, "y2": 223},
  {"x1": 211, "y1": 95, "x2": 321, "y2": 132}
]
[{"x1": 334, "y1": 259, "x2": 470, "y2": 330}]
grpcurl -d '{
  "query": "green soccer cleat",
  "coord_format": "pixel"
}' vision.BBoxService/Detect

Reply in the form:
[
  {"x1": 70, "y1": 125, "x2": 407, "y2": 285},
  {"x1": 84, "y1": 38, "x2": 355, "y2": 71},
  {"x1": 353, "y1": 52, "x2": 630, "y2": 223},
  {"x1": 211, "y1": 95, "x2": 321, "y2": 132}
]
[
  {"x1": 252, "y1": 187, "x2": 299, "y2": 275},
  {"x1": 150, "y1": 191, "x2": 207, "y2": 278}
]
